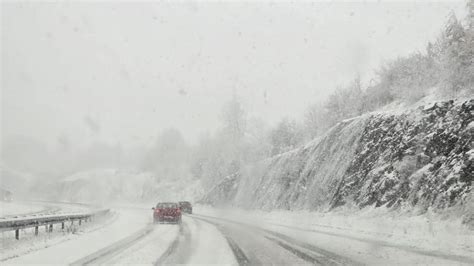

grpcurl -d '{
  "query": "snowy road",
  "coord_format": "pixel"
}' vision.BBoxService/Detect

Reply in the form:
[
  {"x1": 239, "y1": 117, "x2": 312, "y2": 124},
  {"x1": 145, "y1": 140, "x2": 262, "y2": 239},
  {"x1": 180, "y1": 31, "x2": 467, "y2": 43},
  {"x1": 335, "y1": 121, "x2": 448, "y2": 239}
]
[
  {"x1": 78, "y1": 215, "x2": 237, "y2": 265},
  {"x1": 191, "y1": 214, "x2": 357, "y2": 265},
  {"x1": 2, "y1": 207, "x2": 147, "y2": 263},
  {"x1": 74, "y1": 214, "x2": 350, "y2": 265},
  {"x1": 72, "y1": 212, "x2": 474, "y2": 265},
  {"x1": 192, "y1": 214, "x2": 474, "y2": 266},
  {"x1": 3, "y1": 206, "x2": 473, "y2": 265}
]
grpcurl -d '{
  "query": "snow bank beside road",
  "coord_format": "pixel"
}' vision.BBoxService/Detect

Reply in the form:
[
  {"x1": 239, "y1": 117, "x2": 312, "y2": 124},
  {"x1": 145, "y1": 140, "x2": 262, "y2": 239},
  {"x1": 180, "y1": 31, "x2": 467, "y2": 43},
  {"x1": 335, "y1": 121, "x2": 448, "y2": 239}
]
[
  {"x1": 2, "y1": 207, "x2": 150, "y2": 264},
  {"x1": 196, "y1": 205, "x2": 474, "y2": 263},
  {"x1": 0, "y1": 201, "x2": 44, "y2": 217},
  {"x1": 0, "y1": 201, "x2": 100, "y2": 220}
]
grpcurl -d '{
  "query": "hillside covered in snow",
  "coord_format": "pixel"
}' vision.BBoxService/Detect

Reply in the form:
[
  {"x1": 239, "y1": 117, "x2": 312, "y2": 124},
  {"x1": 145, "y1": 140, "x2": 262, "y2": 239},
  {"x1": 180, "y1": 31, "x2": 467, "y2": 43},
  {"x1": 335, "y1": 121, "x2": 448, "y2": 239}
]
[
  {"x1": 31, "y1": 169, "x2": 203, "y2": 205},
  {"x1": 201, "y1": 100, "x2": 473, "y2": 223}
]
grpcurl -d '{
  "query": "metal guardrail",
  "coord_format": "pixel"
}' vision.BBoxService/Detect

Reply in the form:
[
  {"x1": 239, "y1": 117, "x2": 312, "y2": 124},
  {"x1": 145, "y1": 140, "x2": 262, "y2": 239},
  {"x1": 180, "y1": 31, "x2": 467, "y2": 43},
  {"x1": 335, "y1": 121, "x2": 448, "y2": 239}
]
[{"x1": 0, "y1": 209, "x2": 110, "y2": 240}]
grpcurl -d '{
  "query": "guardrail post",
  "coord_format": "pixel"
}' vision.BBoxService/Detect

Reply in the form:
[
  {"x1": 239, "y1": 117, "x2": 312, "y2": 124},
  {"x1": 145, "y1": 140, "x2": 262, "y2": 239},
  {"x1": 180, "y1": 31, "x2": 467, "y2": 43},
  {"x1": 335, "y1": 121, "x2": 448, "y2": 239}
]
[
  {"x1": 79, "y1": 219, "x2": 82, "y2": 226},
  {"x1": 15, "y1": 229, "x2": 19, "y2": 240},
  {"x1": 62, "y1": 222, "x2": 65, "y2": 229},
  {"x1": 35, "y1": 226, "x2": 39, "y2": 236},
  {"x1": 49, "y1": 224, "x2": 53, "y2": 232}
]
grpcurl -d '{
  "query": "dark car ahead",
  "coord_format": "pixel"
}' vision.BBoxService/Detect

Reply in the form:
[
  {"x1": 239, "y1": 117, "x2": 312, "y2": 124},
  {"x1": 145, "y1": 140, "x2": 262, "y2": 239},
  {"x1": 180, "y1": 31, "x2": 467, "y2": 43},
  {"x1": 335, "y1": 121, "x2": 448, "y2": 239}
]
[
  {"x1": 178, "y1": 201, "x2": 192, "y2": 214},
  {"x1": 153, "y1": 202, "x2": 182, "y2": 224}
]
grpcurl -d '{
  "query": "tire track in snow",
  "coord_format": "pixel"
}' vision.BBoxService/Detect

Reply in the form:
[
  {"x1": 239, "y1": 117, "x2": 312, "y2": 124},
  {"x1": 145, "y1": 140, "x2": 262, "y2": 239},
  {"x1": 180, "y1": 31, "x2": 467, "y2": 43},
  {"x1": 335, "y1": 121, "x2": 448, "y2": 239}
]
[
  {"x1": 192, "y1": 214, "x2": 358, "y2": 265},
  {"x1": 263, "y1": 234, "x2": 354, "y2": 266},
  {"x1": 193, "y1": 216, "x2": 260, "y2": 266},
  {"x1": 262, "y1": 229, "x2": 359, "y2": 265},
  {"x1": 224, "y1": 235, "x2": 251, "y2": 266},
  {"x1": 192, "y1": 216, "x2": 250, "y2": 266},
  {"x1": 265, "y1": 221, "x2": 474, "y2": 265},
  {"x1": 153, "y1": 225, "x2": 182, "y2": 265},
  {"x1": 264, "y1": 235, "x2": 332, "y2": 265},
  {"x1": 70, "y1": 224, "x2": 154, "y2": 265},
  {"x1": 154, "y1": 220, "x2": 192, "y2": 265}
]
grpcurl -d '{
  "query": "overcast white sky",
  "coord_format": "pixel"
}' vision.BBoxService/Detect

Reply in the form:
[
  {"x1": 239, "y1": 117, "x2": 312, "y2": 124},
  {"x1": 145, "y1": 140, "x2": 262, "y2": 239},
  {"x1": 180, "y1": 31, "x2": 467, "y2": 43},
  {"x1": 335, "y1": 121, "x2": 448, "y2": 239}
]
[{"x1": 1, "y1": 1, "x2": 466, "y2": 149}]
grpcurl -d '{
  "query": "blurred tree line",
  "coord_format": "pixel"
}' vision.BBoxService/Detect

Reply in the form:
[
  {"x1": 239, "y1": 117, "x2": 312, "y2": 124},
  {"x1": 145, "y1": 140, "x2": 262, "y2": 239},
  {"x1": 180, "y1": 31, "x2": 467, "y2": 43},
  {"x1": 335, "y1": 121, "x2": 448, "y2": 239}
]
[
  {"x1": 303, "y1": 2, "x2": 473, "y2": 141},
  {"x1": 114, "y1": 2, "x2": 474, "y2": 190},
  {"x1": 183, "y1": 2, "x2": 473, "y2": 188}
]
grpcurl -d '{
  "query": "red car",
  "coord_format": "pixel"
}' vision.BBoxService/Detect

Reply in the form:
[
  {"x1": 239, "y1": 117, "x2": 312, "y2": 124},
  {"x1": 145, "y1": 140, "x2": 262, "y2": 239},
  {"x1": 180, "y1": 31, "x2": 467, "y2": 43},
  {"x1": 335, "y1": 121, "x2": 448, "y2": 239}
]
[{"x1": 153, "y1": 202, "x2": 182, "y2": 224}]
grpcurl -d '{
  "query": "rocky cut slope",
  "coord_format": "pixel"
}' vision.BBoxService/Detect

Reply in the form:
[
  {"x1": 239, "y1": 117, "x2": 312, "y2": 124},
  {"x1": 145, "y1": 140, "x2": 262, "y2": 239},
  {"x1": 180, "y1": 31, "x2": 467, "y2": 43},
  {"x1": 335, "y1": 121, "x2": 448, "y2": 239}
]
[
  {"x1": 203, "y1": 100, "x2": 473, "y2": 217},
  {"x1": 331, "y1": 100, "x2": 473, "y2": 211}
]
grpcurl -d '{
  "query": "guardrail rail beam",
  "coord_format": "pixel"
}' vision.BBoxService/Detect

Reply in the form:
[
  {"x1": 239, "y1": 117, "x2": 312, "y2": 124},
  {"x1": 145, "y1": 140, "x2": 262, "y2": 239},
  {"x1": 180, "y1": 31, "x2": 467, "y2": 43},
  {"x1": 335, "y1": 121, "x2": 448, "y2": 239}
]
[{"x1": 0, "y1": 209, "x2": 110, "y2": 240}]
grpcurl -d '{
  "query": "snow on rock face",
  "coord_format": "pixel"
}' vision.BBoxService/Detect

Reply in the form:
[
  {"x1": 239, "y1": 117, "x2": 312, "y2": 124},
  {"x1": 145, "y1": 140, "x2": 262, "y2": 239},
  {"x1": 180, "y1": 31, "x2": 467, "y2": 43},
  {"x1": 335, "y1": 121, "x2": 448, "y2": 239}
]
[
  {"x1": 199, "y1": 173, "x2": 239, "y2": 206},
  {"x1": 235, "y1": 116, "x2": 368, "y2": 211},
  {"x1": 200, "y1": 116, "x2": 368, "y2": 210},
  {"x1": 203, "y1": 100, "x2": 473, "y2": 220},
  {"x1": 334, "y1": 100, "x2": 473, "y2": 212}
]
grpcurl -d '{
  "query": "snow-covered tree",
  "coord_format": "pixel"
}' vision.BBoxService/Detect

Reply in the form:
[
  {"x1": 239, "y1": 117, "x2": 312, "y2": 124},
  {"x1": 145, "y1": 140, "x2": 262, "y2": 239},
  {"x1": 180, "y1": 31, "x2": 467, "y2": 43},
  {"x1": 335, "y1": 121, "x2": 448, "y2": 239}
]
[
  {"x1": 303, "y1": 102, "x2": 327, "y2": 139},
  {"x1": 439, "y1": 12, "x2": 473, "y2": 96},
  {"x1": 221, "y1": 94, "x2": 246, "y2": 143},
  {"x1": 468, "y1": 0, "x2": 474, "y2": 29},
  {"x1": 269, "y1": 118, "x2": 302, "y2": 155}
]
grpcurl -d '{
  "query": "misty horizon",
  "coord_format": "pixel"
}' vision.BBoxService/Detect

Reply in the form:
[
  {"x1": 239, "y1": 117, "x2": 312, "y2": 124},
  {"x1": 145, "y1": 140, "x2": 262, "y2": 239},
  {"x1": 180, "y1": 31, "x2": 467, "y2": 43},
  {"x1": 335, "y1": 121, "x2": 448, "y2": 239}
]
[{"x1": 2, "y1": 1, "x2": 466, "y2": 151}]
